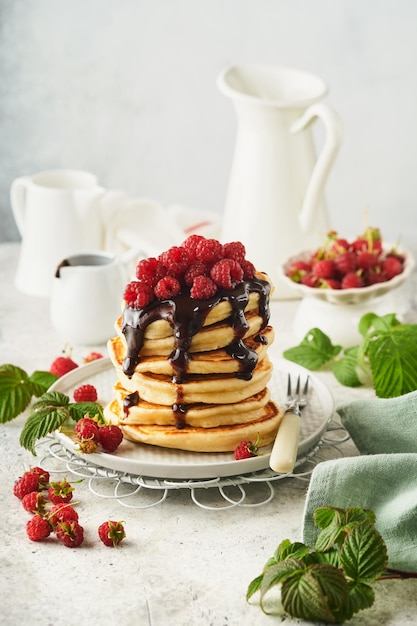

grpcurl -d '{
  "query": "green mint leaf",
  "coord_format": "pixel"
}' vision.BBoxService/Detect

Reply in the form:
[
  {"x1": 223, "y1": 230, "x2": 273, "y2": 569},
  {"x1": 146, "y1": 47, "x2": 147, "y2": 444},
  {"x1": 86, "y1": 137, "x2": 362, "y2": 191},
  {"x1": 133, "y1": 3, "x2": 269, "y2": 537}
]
[
  {"x1": 365, "y1": 324, "x2": 417, "y2": 397},
  {"x1": 0, "y1": 364, "x2": 34, "y2": 423},
  {"x1": 340, "y1": 520, "x2": 388, "y2": 584},
  {"x1": 68, "y1": 401, "x2": 104, "y2": 423},
  {"x1": 332, "y1": 346, "x2": 363, "y2": 388},
  {"x1": 283, "y1": 328, "x2": 342, "y2": 370},
  {"x1": 29, "y1": 370, "x2": 58, "y2": 397},
  {"x1": 19, "y1": 404, "x2": 72, "y2": 455}
]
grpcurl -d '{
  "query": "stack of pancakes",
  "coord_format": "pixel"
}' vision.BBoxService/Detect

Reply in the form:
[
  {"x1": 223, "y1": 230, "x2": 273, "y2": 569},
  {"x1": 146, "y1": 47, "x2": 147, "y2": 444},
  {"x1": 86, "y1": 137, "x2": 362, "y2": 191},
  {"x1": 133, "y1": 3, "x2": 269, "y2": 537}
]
[{"x1": 105, "y1": 268, "x2": 282, "y2": 453}]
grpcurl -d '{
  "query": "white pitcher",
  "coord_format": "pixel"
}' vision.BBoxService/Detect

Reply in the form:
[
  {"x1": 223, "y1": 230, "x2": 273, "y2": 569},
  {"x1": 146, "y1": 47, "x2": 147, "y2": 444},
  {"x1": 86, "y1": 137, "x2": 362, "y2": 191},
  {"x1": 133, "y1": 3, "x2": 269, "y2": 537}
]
[
  {"x1": 217, "y1": 64, "x2": 343, "y2": 298},
  {"x1": 49, "y1": 250, "x2": 133, "y2": 346},
  {"x1": 10, "y1": 169, "x2": 136, "y2": 298}
]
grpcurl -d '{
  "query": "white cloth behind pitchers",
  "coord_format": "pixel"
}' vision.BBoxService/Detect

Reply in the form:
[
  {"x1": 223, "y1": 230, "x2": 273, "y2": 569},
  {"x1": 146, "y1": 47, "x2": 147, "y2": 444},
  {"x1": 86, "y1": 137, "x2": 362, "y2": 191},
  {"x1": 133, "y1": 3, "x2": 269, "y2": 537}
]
[{"x1": 101, "y1": 192, "x2": 222, "y2": 259}]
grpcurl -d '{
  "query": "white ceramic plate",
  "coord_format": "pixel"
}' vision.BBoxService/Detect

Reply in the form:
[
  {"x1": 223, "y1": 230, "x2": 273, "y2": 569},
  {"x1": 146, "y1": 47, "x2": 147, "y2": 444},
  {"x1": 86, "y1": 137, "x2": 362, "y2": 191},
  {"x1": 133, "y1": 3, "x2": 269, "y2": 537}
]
[
  {"x1": 52, "y1": 357, "x2": 334, "y2": 480},
  {"x1": 280, "y1": 246, "x2": 415, "y2": 305}
]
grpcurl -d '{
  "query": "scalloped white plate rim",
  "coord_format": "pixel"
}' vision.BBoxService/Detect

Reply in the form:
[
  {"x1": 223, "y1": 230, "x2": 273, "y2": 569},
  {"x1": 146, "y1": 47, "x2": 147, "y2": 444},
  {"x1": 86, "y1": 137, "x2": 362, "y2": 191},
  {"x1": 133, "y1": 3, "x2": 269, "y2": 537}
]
[{"x1": 51, "y1": 357, "x2": 334, "y2": 480}]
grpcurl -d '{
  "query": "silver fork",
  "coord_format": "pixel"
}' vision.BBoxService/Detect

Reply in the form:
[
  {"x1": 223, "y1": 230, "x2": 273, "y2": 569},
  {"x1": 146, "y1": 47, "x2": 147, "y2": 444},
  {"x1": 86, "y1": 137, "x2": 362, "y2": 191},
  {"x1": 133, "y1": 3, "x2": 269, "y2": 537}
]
[{"x1": 269, "y1": 374, "x2": 310, "y2": 474}]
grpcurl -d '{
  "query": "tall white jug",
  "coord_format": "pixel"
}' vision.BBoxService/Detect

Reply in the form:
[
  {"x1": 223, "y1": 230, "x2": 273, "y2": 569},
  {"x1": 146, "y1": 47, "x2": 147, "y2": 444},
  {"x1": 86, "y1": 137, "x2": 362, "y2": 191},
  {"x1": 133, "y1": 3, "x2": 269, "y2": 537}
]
[{"x1": 218, "y1": 64, "x2": 343, "y2": 298}]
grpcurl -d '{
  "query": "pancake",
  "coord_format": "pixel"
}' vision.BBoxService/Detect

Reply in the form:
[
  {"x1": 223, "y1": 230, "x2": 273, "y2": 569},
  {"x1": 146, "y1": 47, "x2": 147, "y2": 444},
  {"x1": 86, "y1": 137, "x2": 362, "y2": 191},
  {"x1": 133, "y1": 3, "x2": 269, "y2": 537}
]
[{"x1": 105, "y1": 398, "x2": 282, "y2": 452}]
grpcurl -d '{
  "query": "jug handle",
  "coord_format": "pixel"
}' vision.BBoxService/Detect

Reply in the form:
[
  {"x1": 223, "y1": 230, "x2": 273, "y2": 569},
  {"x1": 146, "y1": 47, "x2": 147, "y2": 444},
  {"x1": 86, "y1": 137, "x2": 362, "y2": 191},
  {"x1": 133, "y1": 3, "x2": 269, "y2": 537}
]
[
  {"x1": 291, "y1": 103, "x2": 343, "y2": 233},
  {"x1": 10, "y1": 176, "x2": 31, "y2": 236}
]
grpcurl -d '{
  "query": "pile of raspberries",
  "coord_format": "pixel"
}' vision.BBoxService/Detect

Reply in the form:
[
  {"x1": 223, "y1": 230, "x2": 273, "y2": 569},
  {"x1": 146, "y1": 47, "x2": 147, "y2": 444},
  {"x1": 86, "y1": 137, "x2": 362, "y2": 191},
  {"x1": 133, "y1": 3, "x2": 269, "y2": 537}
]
[
  {"x1": 123, "y1": 235, "x2": 257, "y2": 309},
  {"x1": 285, "y1": 228, "x2": 406, "y2": 290}
]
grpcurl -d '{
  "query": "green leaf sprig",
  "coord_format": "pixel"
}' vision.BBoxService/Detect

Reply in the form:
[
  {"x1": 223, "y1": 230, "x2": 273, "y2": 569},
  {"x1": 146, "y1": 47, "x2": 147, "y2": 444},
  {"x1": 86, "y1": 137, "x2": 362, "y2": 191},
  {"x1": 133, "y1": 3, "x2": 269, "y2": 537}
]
[
  {"x1": 283, "y1": 313, "x2": 417, "y2": 398},
  {"x1": 246, "y1": 506, "x2": 416, "y2": 623},
  {"x1": 0, "y1": 364, "x2": 104, "y2": 455}
]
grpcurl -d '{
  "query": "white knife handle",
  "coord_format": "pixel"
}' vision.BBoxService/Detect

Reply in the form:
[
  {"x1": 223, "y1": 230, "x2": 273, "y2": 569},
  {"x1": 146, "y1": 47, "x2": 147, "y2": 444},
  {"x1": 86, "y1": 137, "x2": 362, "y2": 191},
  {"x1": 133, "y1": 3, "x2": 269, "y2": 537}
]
[{"x1": 269, "y1": 410, "x2": 301, "y2": 474}]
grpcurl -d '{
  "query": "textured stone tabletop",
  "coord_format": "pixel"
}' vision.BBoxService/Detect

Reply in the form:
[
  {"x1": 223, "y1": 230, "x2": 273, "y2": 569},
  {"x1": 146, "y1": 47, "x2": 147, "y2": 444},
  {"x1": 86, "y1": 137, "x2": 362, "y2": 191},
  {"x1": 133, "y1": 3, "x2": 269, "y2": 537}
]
[{"x1": 1, "y1": 242, "x2": 417, "y2": 626}]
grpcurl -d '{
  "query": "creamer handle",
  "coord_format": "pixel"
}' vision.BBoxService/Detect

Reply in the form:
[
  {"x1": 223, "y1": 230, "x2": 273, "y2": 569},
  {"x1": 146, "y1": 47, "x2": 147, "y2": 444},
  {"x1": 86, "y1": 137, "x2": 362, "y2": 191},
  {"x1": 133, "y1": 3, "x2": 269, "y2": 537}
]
[
  {"x1": 10, "y1": 176, "x2": 30, "y2": 236},
  {"x1": 291, "y1": 103, "x2": 343, "y2": 233}
]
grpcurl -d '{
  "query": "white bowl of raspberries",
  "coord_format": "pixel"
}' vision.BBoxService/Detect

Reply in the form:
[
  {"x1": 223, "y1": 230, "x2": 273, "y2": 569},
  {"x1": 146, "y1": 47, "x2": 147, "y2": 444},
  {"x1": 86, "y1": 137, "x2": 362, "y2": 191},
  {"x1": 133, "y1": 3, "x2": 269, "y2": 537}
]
[{"x1": 281, "y1": 228, "x2": 415, "y2": 305}]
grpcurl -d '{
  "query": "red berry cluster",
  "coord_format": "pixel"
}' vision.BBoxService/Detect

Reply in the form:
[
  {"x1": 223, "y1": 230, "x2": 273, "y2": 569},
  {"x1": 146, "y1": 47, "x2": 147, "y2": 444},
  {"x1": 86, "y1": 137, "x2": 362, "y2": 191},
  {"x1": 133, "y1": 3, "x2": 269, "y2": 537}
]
[
  {"x1": 285, "y1": 228, "x2": 406, "y2": 290},
  {"x1": 74, "y1": 417, "x2": 123, "y2": 453},
  {"x1": 14, "y1": 467, "x2": 125, "y2": 547},
  {"x1": 123, "y1": 235, "x2": 257, "y2": 308}
]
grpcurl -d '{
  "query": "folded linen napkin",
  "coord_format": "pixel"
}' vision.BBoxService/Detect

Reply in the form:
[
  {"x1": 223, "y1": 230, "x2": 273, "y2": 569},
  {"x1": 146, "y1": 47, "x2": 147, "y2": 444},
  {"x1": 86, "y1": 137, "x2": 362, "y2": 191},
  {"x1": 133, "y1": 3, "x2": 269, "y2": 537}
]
[{"x1": 302, "y1": 390, "x2": 417, "y2": 571}]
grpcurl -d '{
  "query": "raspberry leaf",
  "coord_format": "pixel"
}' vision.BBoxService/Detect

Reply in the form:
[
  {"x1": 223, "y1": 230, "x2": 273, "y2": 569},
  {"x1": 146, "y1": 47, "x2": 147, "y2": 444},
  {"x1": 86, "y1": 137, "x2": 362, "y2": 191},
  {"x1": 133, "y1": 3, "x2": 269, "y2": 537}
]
[
  {"x1": 283, "y1": 328, "x2": 342, "y2": 370},
  {"x1": 69, "y1": 401, "x2": 104, "y2": 423},
  {"x1": 340, "y1": 520, "x2": 388, "y2": 584},
  {"x1": 0, "y1": 364, "x2": 34, "y2": 423},
  {"x1": 20, "y1": 404, "x2": 72, "y2": 454},
  {"x1": 332, "y1": 346, "x2": 364, "y2": 388},
  {"x1": 29, "y1": 370, "x2": 58, "y2": 397}
]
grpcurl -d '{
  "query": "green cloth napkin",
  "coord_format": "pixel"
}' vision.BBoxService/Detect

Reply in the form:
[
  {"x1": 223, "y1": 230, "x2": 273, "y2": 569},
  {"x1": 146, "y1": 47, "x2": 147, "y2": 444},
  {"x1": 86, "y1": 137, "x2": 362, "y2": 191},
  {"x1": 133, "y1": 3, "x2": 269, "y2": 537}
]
[{"x1": 302, "y1": 390, "x2": 417, "y2": 571}]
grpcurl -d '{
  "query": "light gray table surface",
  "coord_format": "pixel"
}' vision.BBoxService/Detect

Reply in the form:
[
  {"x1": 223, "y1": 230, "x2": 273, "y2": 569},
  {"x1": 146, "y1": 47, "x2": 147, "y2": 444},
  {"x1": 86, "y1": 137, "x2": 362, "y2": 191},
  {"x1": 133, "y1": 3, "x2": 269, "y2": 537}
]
[{"x1": 1, "y1": 242, "x2": 417, "y2": 626}]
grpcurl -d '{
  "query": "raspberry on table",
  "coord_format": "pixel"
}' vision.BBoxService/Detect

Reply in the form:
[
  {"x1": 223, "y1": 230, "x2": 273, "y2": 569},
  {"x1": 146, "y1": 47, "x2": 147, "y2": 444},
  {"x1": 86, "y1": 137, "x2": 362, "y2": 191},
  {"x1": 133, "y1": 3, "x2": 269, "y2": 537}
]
[
  {"x1": 123, "y1": 280, "x2": 154, "y2": 308},
  {"x1": 154, "y1": 276, "x2": 181, "y2": 300},
  {"x1": 210, "y1": 259, "x2": 244, "y2": 289},
  {"x1": 73, "y1": 384, "x2": 98, "y2": 403},
  {"x1": 98, "y1": 520, "x2": 126, "y2": 547},
  {"x1": 26, "y1": 515, "x2": 52, "y2": 542},
  {"x1": 49, "y1": 503, "x2": 79, "y2": 525},
  {"x1": 48, "y1": 478, "x2": 74, "y2": 504},
  {"x1": 49, "y1": 356, "x2": 78, "y2": 377},
  {"x1": 55, "y1": 521, "x2": 84, "y2": 548},
  {"x1": 190, "y1": 275, "x2": 217, "y2": 299},
  {"x1": 22, "y1": 491, "x2": 47, "y2": 514},
  {"x1": 28, "y1": 466, "x2": 50, "y2": 486},
  {"x1": 98, "y1": 425, "x2": 123, "y2": 452},
  {"x1": 13, "y1": 472, "x2": 41, "y2": 499}
]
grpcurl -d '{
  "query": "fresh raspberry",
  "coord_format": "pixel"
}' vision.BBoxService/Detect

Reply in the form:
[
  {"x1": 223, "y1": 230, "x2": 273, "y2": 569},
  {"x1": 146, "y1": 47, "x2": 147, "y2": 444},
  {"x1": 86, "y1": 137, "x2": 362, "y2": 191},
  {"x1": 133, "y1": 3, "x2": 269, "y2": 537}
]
[
  {"x1": 49, "y1": 503, "x2": 79, "y2": 525},
  {"x1": 364, "y1": 269, "x2": 387, "y2": 285},
  {"x1": 159, "y1": 246, "x2": 190, "y2": 278},
  {"x1": 49, "y1": 356, "x2": 78, "y2": 377},
  {"x1": 13, "y1": 472, "x2": 40, "y2": 499},
  {"x1": 382, "y1": 256, "x2": 403, "y2": 279},
  {"x1": 329, "y1": 237, "x2": 350, "y2": 254},
  {"x1": 333, "y1": 252, "x2": 357, "y2": 275},
  {"x1": 234, "y1": 437, "x2": 259, "y2": 460},
  {"x1": 55, "y1": 521, "x2": 84, "y2": 548},
  {"x1": 210, "y1": 259, "x2": 244, "y2": 289},
  {"x1": 73, "y1": 384, "x2": 98, "y2": 403},
  {"x1": 356, "y1": 251, "x2": 379, "y2": 270},
  {"x1": 98, "y1": 425, "x2": 124, "y2": 452},
  {"x1": 26, "y1": 515, "x2": 52, "y2": 542},
  {"x1": 320, "y1": 278, "x2": 341, "y2": 289},
  {"x1": 286, "y1": 260, "x2": 311, "y2": 282},
  {"x1": 123, "y1": 280, "x2": 154, "y2": 308},
  {"x1": 154, "y1": 276, "x2": 181, "y2": 300},
  {"x1": 184, "y1": 262, "x2": 208, "y2": 286},
  {"x1": 190, "y1": 275, "x2": 218, "y2": 299},
  {"x1": 341, "y1": 272, "x2": 364, "y2": 289},
  {"x1": 223, "y1": 241, "x2": 246, "y2": 264},
  {"x1": 28, "y1": 466, "x2": 50, "y2": 486},
  {"x1": 98, "y1": 520, "x2": 126, "y2": 547},
  {"x1": 83, "y1": 351, "x2": 104, "y2": 363},
  {"x1": 195, "y1": 238, "x2": 224, "y2": 265},
  {"x1": 74, "y1": 417, "x2": 100, "y2": 444},
  {"x1": 22, "y1": 491, "x2": 47, "y2": 515},
  {"x1": 240, "y1": 259, "x2": 256, "y2": 279},
  {"x1": 181, "y1": 234, "x2": 205, "y2": 262},
  {"x1": 312, "y1": 259, "x2": 335, "y2": 279},
  {"x1": 48, "y1": 478, "x2": 74, "y2": 504},
  {"x1": 300, "y1": 273, "x2": 319, "y2": 288},
  {"x1": 135, "y1": 257, "x2": 166, "y2": 286}
]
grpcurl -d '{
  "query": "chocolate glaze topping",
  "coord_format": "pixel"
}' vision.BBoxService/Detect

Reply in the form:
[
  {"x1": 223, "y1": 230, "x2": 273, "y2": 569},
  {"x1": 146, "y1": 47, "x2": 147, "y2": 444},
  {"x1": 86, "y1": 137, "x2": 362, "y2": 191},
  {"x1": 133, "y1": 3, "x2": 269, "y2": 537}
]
[{"x1": 121, "y1": 276, "x2": 271, "y2": 427}]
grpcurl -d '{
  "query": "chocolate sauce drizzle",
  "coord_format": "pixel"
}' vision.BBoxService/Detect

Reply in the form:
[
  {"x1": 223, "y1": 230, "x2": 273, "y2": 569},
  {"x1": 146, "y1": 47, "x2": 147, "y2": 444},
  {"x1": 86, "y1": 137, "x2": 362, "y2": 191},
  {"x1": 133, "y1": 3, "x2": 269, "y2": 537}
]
[{"x1": 121, "y1": 276, "x2": 271, "y2": 427}]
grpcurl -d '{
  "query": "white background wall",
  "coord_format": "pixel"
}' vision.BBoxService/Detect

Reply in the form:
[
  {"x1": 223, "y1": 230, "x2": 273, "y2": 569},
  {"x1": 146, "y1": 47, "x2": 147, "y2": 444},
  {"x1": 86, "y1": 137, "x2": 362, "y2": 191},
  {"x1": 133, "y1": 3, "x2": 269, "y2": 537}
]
[{"x1": 1, "y1": 0, "x2": 417, "y2": 246}]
